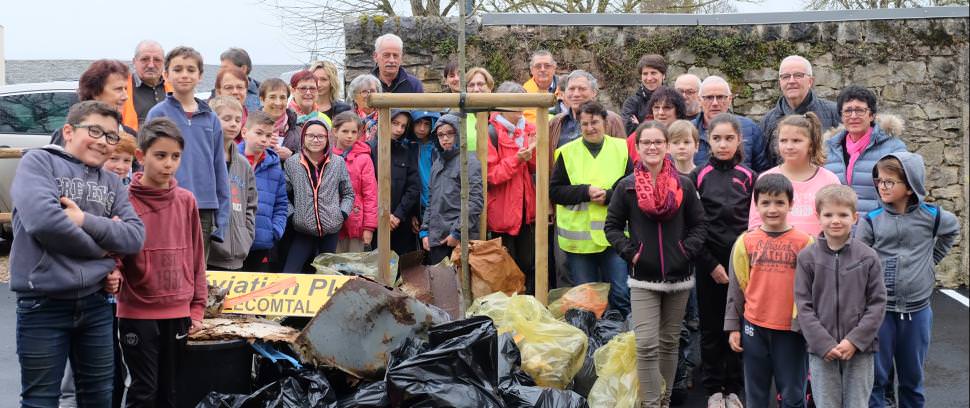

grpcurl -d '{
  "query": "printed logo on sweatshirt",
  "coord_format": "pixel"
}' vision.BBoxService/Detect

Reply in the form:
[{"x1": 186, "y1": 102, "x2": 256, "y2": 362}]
[
  {"x1": 884, "y1": 256, "x2": 898, "y2": 297},
  {"x1": 55, "y1": 177, "x2": 116, "y2": 216}
]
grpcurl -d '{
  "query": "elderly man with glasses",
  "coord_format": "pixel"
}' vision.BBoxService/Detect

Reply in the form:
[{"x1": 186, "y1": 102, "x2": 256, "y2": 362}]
[{"x1": 691, "y1": 76, "x2": 769, "y2": 172}]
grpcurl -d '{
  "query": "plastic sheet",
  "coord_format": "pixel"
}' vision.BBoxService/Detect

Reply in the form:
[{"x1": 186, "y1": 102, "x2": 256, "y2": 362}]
[
  {"x1": 586, "y1": 332, "x2": 638, "y2": 408},
  {"x1": 311, "y1": 250, "x2": 399, "y2": 283},
  {"x1": 547, "y1": 283, "x2": 610, "y2": 319}
]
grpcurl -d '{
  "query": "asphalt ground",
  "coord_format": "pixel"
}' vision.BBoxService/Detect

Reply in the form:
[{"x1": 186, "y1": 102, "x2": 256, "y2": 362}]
[{"x1": 0, "y1": 281, "x2": 965, "y2": 407}]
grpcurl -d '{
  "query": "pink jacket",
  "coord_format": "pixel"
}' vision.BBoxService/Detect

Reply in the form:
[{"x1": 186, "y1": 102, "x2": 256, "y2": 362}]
[{"x1": 336, "y1": 141, "x2": 378, "y2": 239}]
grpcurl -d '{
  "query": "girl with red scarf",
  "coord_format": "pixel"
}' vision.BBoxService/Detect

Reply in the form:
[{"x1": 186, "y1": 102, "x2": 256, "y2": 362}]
[{"x1": 604, "y1": 121, "x2": 706, "y2": 407}]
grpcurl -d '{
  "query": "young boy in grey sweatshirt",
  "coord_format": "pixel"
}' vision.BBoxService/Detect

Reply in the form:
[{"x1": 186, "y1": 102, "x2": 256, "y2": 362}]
[
  {"x1": 795, "y1": 184, "x2": 886, "y2": 408},
  {"x1": 858, "y1": 152, "x2": 960, "y2": 408}
]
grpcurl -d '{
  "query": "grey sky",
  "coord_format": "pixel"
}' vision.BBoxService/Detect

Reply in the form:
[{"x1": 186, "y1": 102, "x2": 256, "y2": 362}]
[{"x1": 2, "y1": 0, "x2": 802, "y2": 64}]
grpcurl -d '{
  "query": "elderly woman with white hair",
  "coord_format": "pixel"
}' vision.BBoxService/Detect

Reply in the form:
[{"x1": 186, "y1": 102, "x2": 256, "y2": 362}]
[{"x1": 348, "y1": 74, "x2": 383, "y2": 142}]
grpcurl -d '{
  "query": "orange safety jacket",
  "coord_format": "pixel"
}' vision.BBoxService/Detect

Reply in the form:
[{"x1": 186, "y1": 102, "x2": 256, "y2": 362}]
[{"x1": 122, "y1": 74, "x2": 173, "y2": 130}]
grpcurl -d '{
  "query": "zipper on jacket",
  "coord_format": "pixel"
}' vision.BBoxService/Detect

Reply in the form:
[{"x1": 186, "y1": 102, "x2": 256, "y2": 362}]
[
  {"x1": 835, "y1": 251, "x2": 841, "y2": 340},
  {"x1": 658, "y1": 224, "x2": 666, "y2": 280}
]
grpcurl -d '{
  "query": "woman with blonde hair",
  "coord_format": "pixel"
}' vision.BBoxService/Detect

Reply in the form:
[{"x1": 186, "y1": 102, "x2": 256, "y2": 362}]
[{"x1": 309, "y1": 60, "x2": 352, "y2": 120}]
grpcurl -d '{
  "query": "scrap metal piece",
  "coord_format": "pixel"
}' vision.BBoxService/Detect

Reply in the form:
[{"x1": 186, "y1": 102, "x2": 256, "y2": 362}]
[
  {"x1": 398, "y1": 251, "x2": 463, "y2": 320},
  {"x1": 205, "y1": 282, "x2": 230, "y2": 318},
  {"x1": 294, "y1": 277, "x2": 439, "y2": 380}
]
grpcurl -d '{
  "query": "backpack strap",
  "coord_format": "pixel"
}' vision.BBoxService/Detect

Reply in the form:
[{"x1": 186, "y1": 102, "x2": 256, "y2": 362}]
[
  {"x1": 487, "y1": 123, "x2": 499, "y2": 149},
  {"x1": 921, "y1": 203, "x2": 941, "y2": 237}
]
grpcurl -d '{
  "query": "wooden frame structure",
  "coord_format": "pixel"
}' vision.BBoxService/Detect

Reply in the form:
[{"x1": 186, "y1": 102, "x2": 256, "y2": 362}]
[{"x1": 368, "y1": 93, "x2": 556, "y2": 305}]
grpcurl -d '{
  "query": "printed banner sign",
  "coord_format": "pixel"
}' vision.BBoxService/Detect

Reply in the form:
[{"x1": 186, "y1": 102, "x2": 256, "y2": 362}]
[{"x1": 207, "y1": 271, "x2": 352, "y2": 317}]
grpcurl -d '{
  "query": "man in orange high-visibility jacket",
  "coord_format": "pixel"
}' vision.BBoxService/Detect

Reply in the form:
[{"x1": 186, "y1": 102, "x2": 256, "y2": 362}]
[{"x1": 122, "y1": 40, "x2": 173, "y2": 130}]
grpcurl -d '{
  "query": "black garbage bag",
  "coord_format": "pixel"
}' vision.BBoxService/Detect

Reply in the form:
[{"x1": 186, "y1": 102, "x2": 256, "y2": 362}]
[
  {"x1": 336, "y1": 381, "x2": 389, "y2": 408},
  {"x1": 386, "y1": 315, "x2": 506, "y2": 408},
  {"x1": 498, "y1": 332, "x2": 588, "y2": 408},
  {"x1": 593, "y1": 309, "x2": 627, "y2": 345},
  {"x1": 563, "y1": 308, "x2": 629, "y2": 397},
  {"x1": 196, "y1": 368, "x2": 338, "y2": 408}
]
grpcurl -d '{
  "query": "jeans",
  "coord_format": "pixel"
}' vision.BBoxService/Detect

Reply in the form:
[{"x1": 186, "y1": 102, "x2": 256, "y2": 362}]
[
  {"x1": 283, "y1": 232, "x2": 339, "y2": 273},
  {"x1": 566, "y1": 247, "x2": 630, "y2": 316},
  {"x1": 17, "y1": 292, "x2": 114, "y2": 408},
  {"x1": 870, "y1": 308, "x2": 933, "y2": 408}
]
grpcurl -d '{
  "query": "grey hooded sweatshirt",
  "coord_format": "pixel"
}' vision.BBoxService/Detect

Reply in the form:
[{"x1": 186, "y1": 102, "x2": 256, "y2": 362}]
[
  {"x1": 420, "y1": 114, "x2": 483, "y2": 245},
  {"x1": 856, "y1": 151, "x2": 960, "y2": 314},
  {"x1": 9, "y1": 145, "x2": 145, "y2": 299}
]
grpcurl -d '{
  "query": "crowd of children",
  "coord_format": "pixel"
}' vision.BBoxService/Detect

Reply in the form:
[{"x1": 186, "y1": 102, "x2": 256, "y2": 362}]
[{"x1": 8, "y1": 42, "x2": 962, "y2": 408}]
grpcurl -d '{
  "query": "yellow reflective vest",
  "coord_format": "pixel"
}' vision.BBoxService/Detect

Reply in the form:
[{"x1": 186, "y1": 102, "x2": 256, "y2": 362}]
[{"x1": 554, "y1": 136, "x2": 629, "y2": 254}]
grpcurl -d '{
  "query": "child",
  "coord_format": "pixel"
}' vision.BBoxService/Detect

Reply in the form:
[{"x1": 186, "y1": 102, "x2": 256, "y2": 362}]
[
  {"x1": 118, "y1": 118, "x2": 207, "y2": 406},
  {"x1": 667, "y1": 119, "x2": 699, "y2": 175},
  {"x1": 749, "y1": 113, "x2": 840, "y2": 236},
  {"x1": 283, "y1": 119, "x2": 355, "y2": 272},
  {"x1": 687, "y1": 113, "x2": 755, "y2": 408},
  {"x1": 368, "y1": 109, "x2": 421, "y2": 256},
  {"x1": 795, "y1": 184, "x2": 886, "y2": 408},
  {"x1": 208, "y1": 96, "x2": 258, "y2": 270},
  {"x1": 331, "y1": 111, "x2": 377, "y2": 252},
  {"x1": 242, "y1": 110, "x2": 289, "y2": 272},
  {"x1": 726, "y1": 174, "x2": 813, "y2": 408},
  {"x1": 603, "y1": 121, "x2": 706, "y2": 407},
  {"x1": 103, "y1": 133, "x2": 137, "y2": 184},
  {"x1": 859, "y1": 153, "x2": 960, "y2": 408},
  {"x1": 486, "y1": 81, "x2": 537, "y2": 292},
  {"x1": 410, "y1": 110, "x2": 440, "y2": 234},
  {"x1": 11, "y1": 101, "x2": 144, "y2": 405},
  {"x1": 146, "y1": 46, "x2": 230, "y2": 260},
  {"x1": 421, "y1": 113, "x2": 483, "y2": 264}
]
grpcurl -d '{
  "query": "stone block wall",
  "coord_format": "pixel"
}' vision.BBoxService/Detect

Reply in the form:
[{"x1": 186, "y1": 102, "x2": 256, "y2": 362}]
[{"x1": 344, "y1": 13, "x2": 969, "y2": 286}]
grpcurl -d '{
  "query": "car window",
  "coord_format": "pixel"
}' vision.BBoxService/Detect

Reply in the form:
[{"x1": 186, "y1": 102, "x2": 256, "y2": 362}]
[{"x1": 0, "y1": 92, "x2": 77, "y2": 134}]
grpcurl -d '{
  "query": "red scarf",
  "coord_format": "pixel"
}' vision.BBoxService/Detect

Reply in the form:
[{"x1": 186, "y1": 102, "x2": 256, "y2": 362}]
[{"x1": 634, "y1": 156, "x2": 684, "y2": 220}]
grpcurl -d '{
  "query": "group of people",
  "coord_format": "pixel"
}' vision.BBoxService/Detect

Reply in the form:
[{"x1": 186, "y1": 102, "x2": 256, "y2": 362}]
[{"x1": 7, "y1": 32, "x2": 959, "y2": 408}]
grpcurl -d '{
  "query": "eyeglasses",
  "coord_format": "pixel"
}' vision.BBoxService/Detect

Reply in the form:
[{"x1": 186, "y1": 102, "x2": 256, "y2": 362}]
[
  {"x1": 677, "y1": 88, "x2": 697, "y2": 96},
  {"x1": 701, "y1": 94, "x2": 730, "y2": 102},
  {"x1": 221, "y1": 85, "x2": 246, "y2": 92},
  {"x1": 873, "y1": 178, "x2": 903, "y2": 189},
  {"x1": 296, "y1": 86, "x2": 318, "y2": 93},
  {"x1": 779, "y1": 72, "x2": 809, "y2": 81},
  {"x1": 305, "y1": 133, "x2": 328, "y2": 141},
  {"x1": 73, "y1": 124, "x2": 120, "y2": 145},
  {"x1": 437, "y1": 131, "x2": 457, "y2": 138},
  {"x1": 842, "y1": 107, "x2": 870, "y2": 117},
  {"x1": 639, "y1": 140, "x2": 666, "y2": 147},
  {"x1": 532, "y1": 63, "x2": 555, "y2": 70},
  {"x1": 359, "y1": 89, "x2": 377, "y2": 95}
]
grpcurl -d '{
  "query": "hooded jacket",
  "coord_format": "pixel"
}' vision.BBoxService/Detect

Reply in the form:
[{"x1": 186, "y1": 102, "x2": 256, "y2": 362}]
[
  {"x1": 486, "y1": 113, "x2": 537, "y2": 236},
  {"x1": 604, "y1": 172, "x2": 706, "y2": 290},
  {"x1": 689, "y1": 154, "x2": 757, "y2": 274},
  {"x1": 208, "y1": 143, "x2": 257, "y2": 270},
  {"x1": 118, "y1": 173, "x2": 207, "y2": 322},
  {"x1": 9, "y1": 146, "x2": 146, "y2": 299},
  {"x1": 823, "y1": 115, "x2": 908, "y2": 214},
  {"x1": 759, "y1": 90, "x2": 840, "y2": 167},
  {"x1": 368, "y1": 110, "x2": 421, "y2": 222},
  {"x1": 279, "y1": 108, "x2": 304, "y2": 154},
  {"x1": 795, "y1": 236, "x2": 886, "y2": 356},
  {"x1": 421, "y1": 114, "x2": 484, "y2": 245},
  {"x1": 856, "y1": 152, "x2": 960, "y2": 313},
  {"x1": 410, "y1": 110, "x2": 440, "y2": 210},
  {"x1": 285, "y1": 119, "x2": 355, "y2": 237},
  {"x1": 242, "y1": 143, "x2": 289, "y2": 251},
  {"x1": 621, "y1": 84, "x2": 655, "y2": 135},
  {"x1": 146, "y1": 95, "x2": 230, "y2": 242},
  {"x1": 334, "y1": 140, "x2": 378, "y2": 240}
]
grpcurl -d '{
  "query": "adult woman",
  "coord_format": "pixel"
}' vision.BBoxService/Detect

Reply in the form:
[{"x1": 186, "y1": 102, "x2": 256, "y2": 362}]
[
  {"x1": 626, "y1": 86, "x2": 688, "y2": 161},
  {"x1": 214, "y1": 67, "x2": 250, "y2": 134},
  {"x1": 348, "y1": 74, "x2": 383, "y2": 142},
  {"x1": 462, "y1": 67, "x2": 494, "y2": 151},
  {"x1": 823, "y1": 85, "x2": 907, "y2": 214},
  {"x1": 442, "y1": 61, "x2": 460, "y2": 93},
  {"x1": 259, "y1": 78, "x2": 300, "y2": 160},
  {"x1": 309, "y1": 61, "x2": 352, "y2": 120},
  {"x1": 288, "y1": 70, "x2": 325, "y2": 122},
  {"x1": 604, "y1": 121, "x2": 706, "y2": 407},
  {"x1": 50, "y1": 59, "x2": 133, "y2": 146}
]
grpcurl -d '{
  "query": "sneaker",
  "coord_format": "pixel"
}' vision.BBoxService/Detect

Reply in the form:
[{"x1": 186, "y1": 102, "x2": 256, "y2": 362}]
[
  {"x1": 707, "y1": 392, "x2": 726, "y2": 408},
  {"x1": 725, "y1": 393, "x2": 743, "y2": 408}
]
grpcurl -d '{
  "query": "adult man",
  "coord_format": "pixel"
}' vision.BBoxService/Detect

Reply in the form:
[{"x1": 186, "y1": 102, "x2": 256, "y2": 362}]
[
  {"x1": 549, "y1": 70, "x2": 625, "y2": 160},
  {"x1": 522, "y1": 50, "x2": 560, "y2": 124},
  {"x1": 123, "y1": 40, "x2": 172, "y2": 130},
  {"x1": 371, "y1": 33, "x2": 424, "y2": 94},
  {"x1": 674, "y1": 73, "x2": 703, "y2": 120},
  {"x1": 760, "y1": 55, "x2": 840, "y2": 166},
  {"x1": 220, "y1": 47, "x2": 263, "y2": 110},
  {"x1": 691, "y1": 76, "x2": 769, "y2": 172},
  {"x1": 621, "y1": 54, "x2": 667, "y2": 135}
]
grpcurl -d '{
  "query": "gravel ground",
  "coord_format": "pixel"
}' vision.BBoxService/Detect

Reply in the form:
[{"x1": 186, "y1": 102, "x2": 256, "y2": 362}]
[{"x1": 0, "y1": 256, "x2": 7, "y2": 283}]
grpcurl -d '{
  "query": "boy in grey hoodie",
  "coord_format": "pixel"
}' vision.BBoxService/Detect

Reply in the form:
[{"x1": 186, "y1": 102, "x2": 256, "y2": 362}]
[
  {"x1": 10, "y1": 101, "x2": 146, "y2": 405},
  {"x1": 858, "y1": 152, "x2": 960, "y2": 408}
]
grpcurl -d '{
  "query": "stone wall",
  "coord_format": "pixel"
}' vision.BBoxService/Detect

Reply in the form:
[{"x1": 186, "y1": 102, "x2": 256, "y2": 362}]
[{"x1": 344, "y1": 12, "x2": 970, "y2": 286}]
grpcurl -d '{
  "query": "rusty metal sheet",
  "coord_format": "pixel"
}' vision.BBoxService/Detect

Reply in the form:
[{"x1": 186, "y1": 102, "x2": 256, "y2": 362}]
[
  {"x1": 399, "y1": 251, "x2": 463, "y2": 320},
  {"x1": 294, "y1": 277, "x2": 440, "y2": 380}
]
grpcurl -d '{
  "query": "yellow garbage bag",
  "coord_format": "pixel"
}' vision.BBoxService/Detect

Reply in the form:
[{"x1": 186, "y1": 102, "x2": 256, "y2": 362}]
[
  {"x1": 468, "y1": 293, "x2": 588, "y2": 389},
  {"x1": 588, "y1": 331, "x2": 639, "y2": 408},
  {"x1": 547, "y1": 282, "x2": 611, "y2": 319}
]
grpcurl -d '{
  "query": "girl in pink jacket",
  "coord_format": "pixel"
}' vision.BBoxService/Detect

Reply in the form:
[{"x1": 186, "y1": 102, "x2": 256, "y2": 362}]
[{"x1": 332, "y1": 111, "x2": 377, "y2": 252}]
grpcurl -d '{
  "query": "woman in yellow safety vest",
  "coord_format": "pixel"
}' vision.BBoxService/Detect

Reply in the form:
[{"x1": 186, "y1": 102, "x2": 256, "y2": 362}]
[{"x1": 550, "y1": 100, "x2": 633, "y2": 316}]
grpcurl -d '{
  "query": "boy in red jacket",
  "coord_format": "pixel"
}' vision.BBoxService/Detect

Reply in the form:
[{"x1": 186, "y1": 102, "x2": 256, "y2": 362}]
[{"x1": 119, "y1": 118, "x2": 207, "y2": 406}]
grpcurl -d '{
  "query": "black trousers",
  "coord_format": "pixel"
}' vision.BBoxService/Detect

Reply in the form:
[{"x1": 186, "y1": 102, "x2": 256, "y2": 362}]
[
  {"x1": 696, "y1": 244, "x2": 744, "y2": 396},
  {"x1": 493, "y1": 223, "x2": 536, "y2": 295},
  {"x1": 118, "y1": 317, "x2": 190, "y2": 408}
]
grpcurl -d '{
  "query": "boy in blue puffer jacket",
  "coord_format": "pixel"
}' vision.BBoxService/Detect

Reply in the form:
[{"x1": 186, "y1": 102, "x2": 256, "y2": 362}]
[
  {"x1": 858, "y1": 152, "x2": 959, "y2": 408},
  {"x1": 241, "y1": 110, "x2": 289, "y2": 271}
]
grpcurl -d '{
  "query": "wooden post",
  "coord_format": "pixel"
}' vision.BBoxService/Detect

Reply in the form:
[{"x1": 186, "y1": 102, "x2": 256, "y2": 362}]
[
  {"x1": 534, "y1": 108, "x2": 550, "y2": 305},
  {"x1": 476, "y1": 111, "x2": 489, "y2": 240},
  {"x1": 0, "y1": 148, "x2": 24, "y2": 159},
  {"x1": 377, "y1": 108, "x2": 393, "y2": 285}
]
